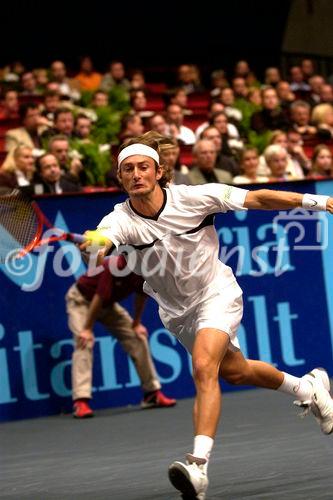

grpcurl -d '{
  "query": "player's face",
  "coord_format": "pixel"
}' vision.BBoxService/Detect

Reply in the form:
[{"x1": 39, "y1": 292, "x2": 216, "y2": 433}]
[{"x1": 119, "y1": 155, "x2": 162, "y2": 197}]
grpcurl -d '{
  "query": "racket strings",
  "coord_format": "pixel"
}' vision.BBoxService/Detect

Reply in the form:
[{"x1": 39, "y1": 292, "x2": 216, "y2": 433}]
[{"x1": 0, "y1": 192, "x2": 39, "y2": 261}]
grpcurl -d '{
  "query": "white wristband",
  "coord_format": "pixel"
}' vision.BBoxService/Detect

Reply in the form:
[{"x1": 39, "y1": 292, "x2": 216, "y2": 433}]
[{"x1": 302, "y1": 193, "x2": 329, "y2": 211}]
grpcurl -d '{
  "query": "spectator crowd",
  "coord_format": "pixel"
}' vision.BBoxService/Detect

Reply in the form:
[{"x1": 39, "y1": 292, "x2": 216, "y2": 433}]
[{"x1": 1, "y1": 56, "x2": 333, "y2": 194}]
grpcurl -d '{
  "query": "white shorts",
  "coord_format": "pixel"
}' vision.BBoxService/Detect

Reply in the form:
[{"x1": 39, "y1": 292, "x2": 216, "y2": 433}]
[{"x1": 159, "y1": 281, "x2": 243, "y2": 354}]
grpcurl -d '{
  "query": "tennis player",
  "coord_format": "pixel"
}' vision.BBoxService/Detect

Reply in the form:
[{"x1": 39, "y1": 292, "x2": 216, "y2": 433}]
[{"x1": 85, "y1": 133, "x2": 333, "y2": 500}]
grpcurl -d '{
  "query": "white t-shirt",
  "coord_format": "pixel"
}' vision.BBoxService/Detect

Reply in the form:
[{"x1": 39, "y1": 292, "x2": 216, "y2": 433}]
[{"x1": 97, "y1": 184, "x2": 248, "y2": 316}]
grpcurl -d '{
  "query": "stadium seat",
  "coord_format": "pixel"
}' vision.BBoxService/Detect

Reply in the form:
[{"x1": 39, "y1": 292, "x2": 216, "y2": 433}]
[
  {"x1": 145, "y1": 83, "x2": 167, "y2": 94},
  {"x1": 0, "y1": 118, "x2": 20, "y2": 134},
  {"x1": 146, "y1": 96, "x2": 165, "y2": 112},
  {"x1": 183, "y1": 114, "x2": 206, "y2": 132},
  {"x1": 179, "y1": 144, "x2": 193, "y2": 167},
  {"x1": 18, "y1": 95, "x2": 44, "y2": 105},
  {"x1": 187, "y1": 92, "x2": 210, "y2": 111},
  {"x1": 0, "y1": 149, "x2": 7, "y2": 163},
  {"x1": 303, "y1": 139, "x2": 333, "y2": 158}
]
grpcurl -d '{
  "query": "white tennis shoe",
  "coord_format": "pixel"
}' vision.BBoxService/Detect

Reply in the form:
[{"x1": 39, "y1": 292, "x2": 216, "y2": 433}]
[
  {"x1": 168, "y1": 455, "x2": 208, "y2": 500},
  {"x1": 294, "y1": 367, "x2": 333, "y2": 435}
]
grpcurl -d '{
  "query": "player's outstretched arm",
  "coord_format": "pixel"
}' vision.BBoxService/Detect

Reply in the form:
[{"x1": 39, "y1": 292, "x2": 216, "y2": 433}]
[{"x1": 244, "y1": 189, "x2": 333, "y2": 213}]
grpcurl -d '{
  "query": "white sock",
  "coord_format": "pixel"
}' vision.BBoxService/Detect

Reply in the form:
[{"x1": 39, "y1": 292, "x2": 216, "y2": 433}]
[
  {"x1": 278, "y1": 372, "x2": 313, "y2": 401},
  {"x1": 193, "y1": 435, "x2": 214, "y2": 473}
]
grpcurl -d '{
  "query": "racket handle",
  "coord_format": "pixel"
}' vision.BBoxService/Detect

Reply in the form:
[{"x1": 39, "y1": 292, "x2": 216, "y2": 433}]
[{"x1": 67, "y1": 233, "x2": 87, "y2": 244}]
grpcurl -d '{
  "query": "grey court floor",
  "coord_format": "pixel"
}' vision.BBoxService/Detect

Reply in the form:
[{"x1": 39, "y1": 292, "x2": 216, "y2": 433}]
[{"x1": 1, "y1": 388, "x2": 333, "y2": 500}]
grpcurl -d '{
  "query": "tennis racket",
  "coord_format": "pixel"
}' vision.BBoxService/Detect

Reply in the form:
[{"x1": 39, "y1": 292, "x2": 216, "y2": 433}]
[{"x1": 0, "y1": 189, "x2": 87, "y2": 262}]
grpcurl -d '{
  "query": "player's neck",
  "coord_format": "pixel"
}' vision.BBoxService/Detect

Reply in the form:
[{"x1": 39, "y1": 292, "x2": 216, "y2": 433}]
[{"x1": 129, "y1": 185, "x2": 165, "y2": 217}]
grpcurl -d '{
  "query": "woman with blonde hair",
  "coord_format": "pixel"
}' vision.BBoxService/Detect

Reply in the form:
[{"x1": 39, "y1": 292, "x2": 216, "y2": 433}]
[
  {"x1": 311, "y1": 103, "x2": 333, "y2": 139},
  {"x1": 0, "y1": 145, "x2": 35, "y2": 188}
]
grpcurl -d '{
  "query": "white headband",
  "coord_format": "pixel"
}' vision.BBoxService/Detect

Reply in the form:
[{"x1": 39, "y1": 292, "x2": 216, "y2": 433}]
[{"x1": 118, "y1": 144, "x2": 160, "y2": 168}]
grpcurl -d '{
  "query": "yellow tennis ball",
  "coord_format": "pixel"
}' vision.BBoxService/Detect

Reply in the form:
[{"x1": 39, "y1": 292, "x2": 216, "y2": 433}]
[{"x1": 84, "y1": 230, "x2": 110, "y2": 246}]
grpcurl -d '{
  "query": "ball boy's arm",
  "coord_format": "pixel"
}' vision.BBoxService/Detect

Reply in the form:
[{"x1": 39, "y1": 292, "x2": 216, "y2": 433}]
[{"x1": 77, "y1": 293, "x2": 103, "y2": 350}]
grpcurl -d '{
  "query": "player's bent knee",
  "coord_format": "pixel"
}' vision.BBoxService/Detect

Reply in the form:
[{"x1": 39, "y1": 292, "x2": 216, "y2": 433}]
[{"x1": 192, "y1": 357, "x2": 220, "y2": 383}]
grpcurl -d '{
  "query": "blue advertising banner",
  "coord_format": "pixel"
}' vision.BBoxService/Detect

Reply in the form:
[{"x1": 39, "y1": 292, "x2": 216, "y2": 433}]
[{"x1": 1, "y1": 181, "x2": 333, "y2": 422}]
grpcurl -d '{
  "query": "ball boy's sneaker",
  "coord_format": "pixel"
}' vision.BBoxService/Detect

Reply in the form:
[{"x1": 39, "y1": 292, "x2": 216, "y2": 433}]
[{"x1": 73, "y1": 399, "x2": 94, "y2": 419}]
